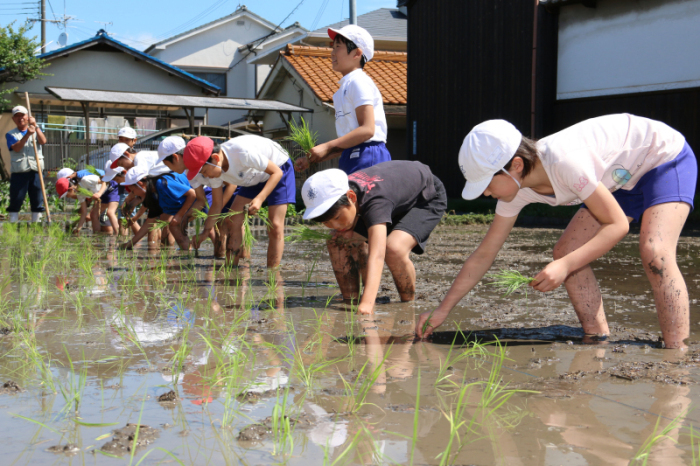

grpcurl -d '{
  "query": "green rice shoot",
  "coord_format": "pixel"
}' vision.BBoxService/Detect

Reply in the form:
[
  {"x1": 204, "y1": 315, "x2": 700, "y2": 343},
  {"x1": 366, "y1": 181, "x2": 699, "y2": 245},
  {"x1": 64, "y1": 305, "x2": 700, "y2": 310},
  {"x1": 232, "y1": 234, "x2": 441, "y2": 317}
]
[
  {"x1": 285, "y1": 116, "x2": 318, "y2": 158},
  {"x1": 85, "y1": 165, "x2": 101, "y2": 177},
  {"x1": 285, "y1": 225, "x2": 331, "y2": 243},
  {"x1": 487, "y1": 269, "x2": 535, "y2": 297},
  {"x1": 76, "y1": 186, "x2": 95, "y2": 198},
  {"x1": 213, "y1": 208, "x2": 258, "y2": 252},
  {"x1": 149, "y1": 219, "x2": 170, "y2": 232}
]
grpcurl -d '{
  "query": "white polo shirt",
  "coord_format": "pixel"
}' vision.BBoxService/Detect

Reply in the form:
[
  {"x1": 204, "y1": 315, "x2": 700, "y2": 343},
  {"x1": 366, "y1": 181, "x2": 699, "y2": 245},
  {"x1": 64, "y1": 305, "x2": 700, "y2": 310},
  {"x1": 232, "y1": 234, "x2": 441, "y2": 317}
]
[
  {"x1": 495, "y1": 114, "x2": 686, "y2": 217},
  {"x1": 133, "y1": 150, "x2": 170, "y2": 177},
  {"x1": 333, "y1": 69, "x2": 387, "y2": 143},
  {"x1": 77, "y1": 174, "x2": 102, "y2": 201},
  {"x1": 188, "y1": 135, "x2": 288, "y2": 189}
]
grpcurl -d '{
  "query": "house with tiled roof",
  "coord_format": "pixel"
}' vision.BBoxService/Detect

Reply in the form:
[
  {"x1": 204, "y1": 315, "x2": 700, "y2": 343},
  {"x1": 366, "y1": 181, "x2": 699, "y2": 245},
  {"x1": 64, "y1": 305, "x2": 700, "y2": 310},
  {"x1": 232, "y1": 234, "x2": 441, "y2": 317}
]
[
  {"x1": 254, "y1": 44, "x2": 407, "y2": 162},
  {"x1": 145, "y1": 5, "x2": 306, "y2": 125}
]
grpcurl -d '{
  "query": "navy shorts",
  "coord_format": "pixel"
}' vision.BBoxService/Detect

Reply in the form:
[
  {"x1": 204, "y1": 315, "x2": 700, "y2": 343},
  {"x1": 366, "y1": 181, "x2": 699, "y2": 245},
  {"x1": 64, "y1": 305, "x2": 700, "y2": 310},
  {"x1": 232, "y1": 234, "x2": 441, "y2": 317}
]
[
  {"x1": 338, "y1": 141, "x2": 392, "y2": 175},
  {"x1": 236, "y1": 159, "x2": 296, "y2": 206},
  {"x1": 611, "y1": 142, "x2": 697, "y2": 223},
  {"x1": 101, "y1": 181, "x2": 120, "y2": 204},
  {"x1": 222, "y1": 187, "x2": 239, "y2": 214}
]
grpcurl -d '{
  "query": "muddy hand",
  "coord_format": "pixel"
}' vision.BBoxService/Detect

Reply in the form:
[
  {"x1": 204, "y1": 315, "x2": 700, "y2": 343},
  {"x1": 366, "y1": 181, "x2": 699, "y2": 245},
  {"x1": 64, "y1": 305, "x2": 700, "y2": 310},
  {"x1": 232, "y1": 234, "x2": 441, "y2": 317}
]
[
  {"x1": 294, "y1": 156, "x2": 310, "y2": 171},
  {"x1": 416, "y1": 309, "x2": 446, "y2": 339}
]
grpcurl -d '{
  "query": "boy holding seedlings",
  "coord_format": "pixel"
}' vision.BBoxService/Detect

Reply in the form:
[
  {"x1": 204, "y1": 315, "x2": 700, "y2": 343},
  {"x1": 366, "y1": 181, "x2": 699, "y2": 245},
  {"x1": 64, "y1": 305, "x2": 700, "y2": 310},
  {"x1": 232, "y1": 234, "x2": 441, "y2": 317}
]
[
  {"x1": 118, "y1": 164, "x2": 213, "y2": 250},
  {"x1": 416, "y1": 115, "x2": 697, "y2": 349},
  {"x1": 301, "y1": 161, "x2": 447, "y2": 314},
  {"x1": 294, "y1": 25, "x2": 390, "y2": 174},
  {"x1": 55, "y1": 171, "x2": 108, "y2": 233},
  {"x1": 182, "y1": 135, "x2": 295, "y2": 268},
  {"x1": 157, "y1": 136, "x2": 239, "y2": 258}
]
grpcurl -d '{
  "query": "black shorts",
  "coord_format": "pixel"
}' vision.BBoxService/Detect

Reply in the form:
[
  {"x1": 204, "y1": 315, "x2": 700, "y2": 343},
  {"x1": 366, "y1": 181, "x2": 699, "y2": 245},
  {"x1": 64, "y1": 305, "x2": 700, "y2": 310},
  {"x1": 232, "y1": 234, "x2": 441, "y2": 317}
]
[{"x1": 354, "y1": 175, "x2": 447, "y2": 255}]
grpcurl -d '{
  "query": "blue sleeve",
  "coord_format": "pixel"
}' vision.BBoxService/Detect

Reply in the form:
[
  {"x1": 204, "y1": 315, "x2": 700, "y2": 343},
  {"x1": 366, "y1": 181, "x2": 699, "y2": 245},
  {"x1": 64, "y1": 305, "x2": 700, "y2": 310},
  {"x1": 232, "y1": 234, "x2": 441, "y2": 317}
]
[
  {"x1": 158, "y1": 175, "x2": 192, "y2": 200},
  {"x1": 6, "y1": 132, "x2": 15, "y2": 152}
]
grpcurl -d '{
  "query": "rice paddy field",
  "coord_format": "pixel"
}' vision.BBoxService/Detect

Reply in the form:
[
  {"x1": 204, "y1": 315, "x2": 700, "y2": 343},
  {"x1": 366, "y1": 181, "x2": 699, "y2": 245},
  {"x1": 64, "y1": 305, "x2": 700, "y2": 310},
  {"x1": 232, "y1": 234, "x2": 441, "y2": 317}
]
[{"x1": 2, "y1": 220, "x2": 700, "y2": 465}]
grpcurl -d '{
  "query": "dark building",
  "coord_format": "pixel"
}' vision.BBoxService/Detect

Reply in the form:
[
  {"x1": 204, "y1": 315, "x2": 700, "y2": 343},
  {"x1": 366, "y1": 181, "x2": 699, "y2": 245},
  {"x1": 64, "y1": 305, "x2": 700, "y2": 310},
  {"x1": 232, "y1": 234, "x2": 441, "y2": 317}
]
[{"x1": 400, "y1": 0, "x2": 700, "y2": 197}]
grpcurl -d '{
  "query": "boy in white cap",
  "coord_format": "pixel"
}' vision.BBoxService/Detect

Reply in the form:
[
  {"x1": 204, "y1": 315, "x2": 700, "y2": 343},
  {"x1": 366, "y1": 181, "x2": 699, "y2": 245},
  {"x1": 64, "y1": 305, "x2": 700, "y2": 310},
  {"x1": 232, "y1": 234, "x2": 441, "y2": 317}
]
[
  {"x1": 294, "y1": 24, "x2": 390, "y2": 175},
  {"x1": 117, "y1": 127, "x2": 137, "y2": 147},
  {"x1": 55, "y1": 171, "x2": 107, "y2": 234},
  {"x1": 6, "y1": 105, "x2": 47, "y2": 223},
  {"x1": 301, "y1": 161, "x2": 447, "y2": 315},
  {"x1": 416, "y1": 115, "x2": 697, "y2": 350}
]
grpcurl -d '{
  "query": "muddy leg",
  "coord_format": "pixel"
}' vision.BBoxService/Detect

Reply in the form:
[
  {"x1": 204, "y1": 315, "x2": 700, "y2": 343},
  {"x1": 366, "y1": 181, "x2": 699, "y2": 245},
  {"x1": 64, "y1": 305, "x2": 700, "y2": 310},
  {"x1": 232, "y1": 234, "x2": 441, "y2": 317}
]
[
  {"x1": 639, "y1": 202, "x2": 690, "y2": 349},
  {"x1": 554, "y1": 208, "x2": 611, "y2": 336},
  {"x1": 214, "y1": 220, "x2": 228, "y2": 258},
  {"x1": 327, "y1": 231, "x2": 367, "y2": 301},
  {"x1": 266, "y1": 204, "x2": 287, "y2": 268},
  {"x1": 385, "y1": 230, "x2": 418, "y2": 302},
  {"x1": 225, "y1": 195, "x2": 250, "y2": 266}
]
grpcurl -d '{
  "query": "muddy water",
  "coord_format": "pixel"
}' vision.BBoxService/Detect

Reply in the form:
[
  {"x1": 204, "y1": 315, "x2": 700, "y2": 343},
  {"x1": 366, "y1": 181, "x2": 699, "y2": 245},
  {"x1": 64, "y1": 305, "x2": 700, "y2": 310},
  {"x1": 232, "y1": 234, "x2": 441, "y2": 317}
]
[{"x1": 1, "y1": 223, "x2": 700, "y2": 464}]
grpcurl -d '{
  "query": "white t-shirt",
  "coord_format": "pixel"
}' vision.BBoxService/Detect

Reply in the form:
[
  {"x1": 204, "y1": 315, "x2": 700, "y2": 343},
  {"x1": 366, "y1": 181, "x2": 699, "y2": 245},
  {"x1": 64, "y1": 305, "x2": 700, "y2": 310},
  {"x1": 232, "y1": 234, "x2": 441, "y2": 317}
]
[
  {"x1": 77, "y1": 174, "x2": 102, "y2": 201},
  {"x1": 333, "y1": 69, "x2": 387, "y2": 143},
  {"x1": 188, "y1": 135, "x2": 288, "y2": 189},
  {"x1": 495, "y1": 114, "x2": 686, "y2": 218},
  {"x1": 134, "y1": 150, "x2": 170, "y2": 176}
]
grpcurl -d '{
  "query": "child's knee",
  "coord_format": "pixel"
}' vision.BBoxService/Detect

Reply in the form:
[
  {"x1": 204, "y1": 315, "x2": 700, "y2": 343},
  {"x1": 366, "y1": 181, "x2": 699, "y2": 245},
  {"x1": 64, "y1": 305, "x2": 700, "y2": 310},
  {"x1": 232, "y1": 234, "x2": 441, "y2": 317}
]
[{"x1": 385, "y1": 242, "x2": 409, "y2": 265}]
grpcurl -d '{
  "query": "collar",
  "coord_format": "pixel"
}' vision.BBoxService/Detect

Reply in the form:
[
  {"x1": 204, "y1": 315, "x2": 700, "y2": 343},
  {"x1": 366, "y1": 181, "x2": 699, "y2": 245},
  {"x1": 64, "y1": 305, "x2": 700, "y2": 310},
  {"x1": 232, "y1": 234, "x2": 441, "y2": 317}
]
[{"x1": 338, "y1": 68, "x2": 364, "y2": 85}]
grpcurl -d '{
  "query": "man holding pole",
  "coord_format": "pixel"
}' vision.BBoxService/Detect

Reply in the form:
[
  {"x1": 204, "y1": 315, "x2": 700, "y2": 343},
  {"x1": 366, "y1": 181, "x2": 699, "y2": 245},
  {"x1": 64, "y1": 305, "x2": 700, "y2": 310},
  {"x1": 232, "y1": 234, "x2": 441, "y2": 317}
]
[{"x1": 5, "y1": 105, "x2": 46, "y2": 223}]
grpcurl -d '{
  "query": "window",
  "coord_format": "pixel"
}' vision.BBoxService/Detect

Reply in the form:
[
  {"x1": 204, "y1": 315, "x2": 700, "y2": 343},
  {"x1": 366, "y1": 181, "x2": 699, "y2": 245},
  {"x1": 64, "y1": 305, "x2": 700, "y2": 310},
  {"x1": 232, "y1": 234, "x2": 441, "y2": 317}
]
[{"x1": 191, "y1": 72, "x2": 227, "y2": 95}]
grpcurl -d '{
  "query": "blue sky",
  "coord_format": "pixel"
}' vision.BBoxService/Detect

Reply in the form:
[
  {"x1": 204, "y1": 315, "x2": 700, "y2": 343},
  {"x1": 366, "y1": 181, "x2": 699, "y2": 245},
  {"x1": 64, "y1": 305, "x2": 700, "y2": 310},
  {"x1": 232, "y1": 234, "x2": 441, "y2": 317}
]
[{"x1": 0, "y1": 0, "x2": 397, "y2": 52}]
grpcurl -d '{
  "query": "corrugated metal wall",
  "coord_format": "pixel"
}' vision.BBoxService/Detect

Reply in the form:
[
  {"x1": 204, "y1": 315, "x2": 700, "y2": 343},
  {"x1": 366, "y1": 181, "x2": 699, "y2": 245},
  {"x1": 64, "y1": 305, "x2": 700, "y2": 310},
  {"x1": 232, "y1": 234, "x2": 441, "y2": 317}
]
[{"x1": 406, "y1": 0, "x2": 558, "y2": 197}]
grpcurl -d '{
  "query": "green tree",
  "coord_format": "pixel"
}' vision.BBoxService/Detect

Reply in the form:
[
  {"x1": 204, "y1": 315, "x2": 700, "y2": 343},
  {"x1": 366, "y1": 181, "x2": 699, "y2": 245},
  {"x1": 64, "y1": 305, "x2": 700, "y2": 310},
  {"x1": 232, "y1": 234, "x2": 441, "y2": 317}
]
[{"x1": 0, "y1": 21, "x2": 49, "y2": 112}]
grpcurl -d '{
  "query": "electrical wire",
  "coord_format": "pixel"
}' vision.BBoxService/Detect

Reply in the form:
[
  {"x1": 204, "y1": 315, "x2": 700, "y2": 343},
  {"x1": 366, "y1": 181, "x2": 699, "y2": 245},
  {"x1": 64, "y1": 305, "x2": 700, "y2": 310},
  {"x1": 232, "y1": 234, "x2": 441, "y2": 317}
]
[
  {"x1": 151, "y1": 0, "x2": 230, "y2": 42},
  {"x1": 310, "y1": 0, "x2": 332, "y2": 31}
]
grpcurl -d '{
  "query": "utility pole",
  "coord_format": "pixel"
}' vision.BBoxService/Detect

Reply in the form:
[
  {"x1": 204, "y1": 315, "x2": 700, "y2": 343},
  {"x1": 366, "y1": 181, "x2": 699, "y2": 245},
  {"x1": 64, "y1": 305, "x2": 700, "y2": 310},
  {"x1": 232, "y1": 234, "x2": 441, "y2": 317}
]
[
  {"x1": 41, "y1": 0, "x2": 46, "y2": 49},
  {"x1": 349, "y1": 0, "x2": 356, "y2": 24}
]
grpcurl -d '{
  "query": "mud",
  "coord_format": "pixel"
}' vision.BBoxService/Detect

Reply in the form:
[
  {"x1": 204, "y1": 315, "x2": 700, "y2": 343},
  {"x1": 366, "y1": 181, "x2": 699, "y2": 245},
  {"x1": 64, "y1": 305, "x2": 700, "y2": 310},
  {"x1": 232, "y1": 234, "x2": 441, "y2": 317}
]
[
  {"x1": 0, "y1": 380, "x2": 21, "y2": 394},
  {"x1": 156, "y1": 390, "x2": 177, "y2": 402},
  {"x1": 99, "y1": 424, "x2": 160, "y2": 456}
]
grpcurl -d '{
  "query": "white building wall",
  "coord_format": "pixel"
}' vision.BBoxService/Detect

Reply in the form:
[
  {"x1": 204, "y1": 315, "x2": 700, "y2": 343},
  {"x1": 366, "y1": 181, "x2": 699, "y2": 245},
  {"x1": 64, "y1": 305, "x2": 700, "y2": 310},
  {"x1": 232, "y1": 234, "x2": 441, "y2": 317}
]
[{"x1": 557, "y1": 0, "x2": 700, "y2": 100}]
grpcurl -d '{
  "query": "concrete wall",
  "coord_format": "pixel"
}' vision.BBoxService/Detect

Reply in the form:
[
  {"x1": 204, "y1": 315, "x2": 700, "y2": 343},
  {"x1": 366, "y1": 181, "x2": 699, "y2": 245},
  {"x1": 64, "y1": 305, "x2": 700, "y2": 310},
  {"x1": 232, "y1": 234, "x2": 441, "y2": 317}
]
[{"x1": 557, "y1": 0, "x2": 700, "y2": 100}]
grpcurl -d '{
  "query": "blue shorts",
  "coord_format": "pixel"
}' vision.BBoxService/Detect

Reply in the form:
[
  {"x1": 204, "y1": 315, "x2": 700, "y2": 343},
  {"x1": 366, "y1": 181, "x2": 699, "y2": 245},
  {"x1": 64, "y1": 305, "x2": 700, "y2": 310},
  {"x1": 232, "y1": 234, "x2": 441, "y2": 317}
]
[
  {"x1": 338, "y1": 141, "x2": 392, "y2": 174},
  {"x1": 236, "y1": 159, "x2": 296, "y2": 206},
  {"x1": 609, "y1": 142, "x2": 697, "y2": 223},
  {"x1": 203, "y1": 187, "x2": 213, "y2": 214},
  {"x1": 101, "y1": 181, "x2": 121, "y2": 204}
]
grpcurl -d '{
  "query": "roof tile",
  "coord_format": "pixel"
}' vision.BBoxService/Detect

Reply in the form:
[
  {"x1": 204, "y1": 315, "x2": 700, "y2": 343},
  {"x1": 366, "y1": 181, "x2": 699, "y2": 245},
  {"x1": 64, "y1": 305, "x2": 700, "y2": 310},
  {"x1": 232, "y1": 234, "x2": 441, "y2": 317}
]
[{"x1": 281, "y1": 44, "x2": 406, "y2": 105}]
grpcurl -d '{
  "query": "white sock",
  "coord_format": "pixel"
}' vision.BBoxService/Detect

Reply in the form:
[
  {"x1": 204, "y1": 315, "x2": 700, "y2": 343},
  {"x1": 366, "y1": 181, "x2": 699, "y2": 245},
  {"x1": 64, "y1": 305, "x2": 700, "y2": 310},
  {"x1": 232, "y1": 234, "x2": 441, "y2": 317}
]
[
  {"x1": 31, "y1": 212, "x2": 43, "y2": 223},
  {"x1": 9, "y1": 212, "x2": 19, "y2": 223}
]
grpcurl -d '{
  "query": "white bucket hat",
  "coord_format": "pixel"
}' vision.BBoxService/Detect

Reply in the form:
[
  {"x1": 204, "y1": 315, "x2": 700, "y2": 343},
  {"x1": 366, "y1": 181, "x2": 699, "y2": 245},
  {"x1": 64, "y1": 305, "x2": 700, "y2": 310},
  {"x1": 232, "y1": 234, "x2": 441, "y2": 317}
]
[
  {"x1": 458, "y1": 120, "x2": 522, "y2": 200},
  {"x1": 157, "y1": 136, "x2": 186, "y2": 164},
  {"x1": 302, "y1": 169, "x2": 349, "y2": 220},
  {"x1": 102, "y1": 159, "x2": 125, "y2": 182},
  {"x1": 118, "y1": 127, "x2": 137, "y2": 139},
  {"x1": 328, "y1": 24, "x2": 374, "y2": 62},
  {"x1": 121, "y1": 164, "x2": 149, "y2": 186},
  {"x1": 56, "y1": 168, "x2": 74, "y2": 179}
]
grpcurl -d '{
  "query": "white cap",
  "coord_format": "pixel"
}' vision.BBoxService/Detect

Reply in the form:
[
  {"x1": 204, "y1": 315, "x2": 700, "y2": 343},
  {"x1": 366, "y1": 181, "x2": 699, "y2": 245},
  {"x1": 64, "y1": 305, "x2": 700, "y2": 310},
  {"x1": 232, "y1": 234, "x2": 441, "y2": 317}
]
[
  {"x1": 56, "y1": 168, "x2": 74, "y2": 179},
  {"x1": 328, "y1": 25, "x2": 374, "y2": 62},
  {"x1": 157, "y1": 136, "x2": 186, "y2": 163},
  {"x1": 121, "y1": 164, "x2": 149, "y2": 186},
  {"x1": 302, "y1": 169, "x2": 349, "y2": 220},
  {"x1": 458, "y1": 120, "x2": 522, "y2": 200},
  {"x1": 109, "y1": 143, "x2": 131, "y2": 163},
  {"x1": 117, "y1": 127, "x2": 137, "y2": 139},
  {"x1": 12, "y1": 106, "x2": 28, "y2": 116},
  {"x1": 102, "y1": 159, "x2": 125, "y2": 182}
]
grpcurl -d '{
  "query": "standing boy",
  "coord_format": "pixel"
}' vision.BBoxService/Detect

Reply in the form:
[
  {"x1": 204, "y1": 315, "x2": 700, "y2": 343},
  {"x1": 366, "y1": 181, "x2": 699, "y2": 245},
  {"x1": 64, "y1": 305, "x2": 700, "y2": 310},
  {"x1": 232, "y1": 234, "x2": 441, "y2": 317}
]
[
  {"x1": 301, "y1": 161, "x2": 447, "y2": 315},
  {"x1": 294, "y1": 25, "x2": 390, "y2": 174},
  {"x1": 5, "y1": 106, "x2": 46, "y2": 223}
]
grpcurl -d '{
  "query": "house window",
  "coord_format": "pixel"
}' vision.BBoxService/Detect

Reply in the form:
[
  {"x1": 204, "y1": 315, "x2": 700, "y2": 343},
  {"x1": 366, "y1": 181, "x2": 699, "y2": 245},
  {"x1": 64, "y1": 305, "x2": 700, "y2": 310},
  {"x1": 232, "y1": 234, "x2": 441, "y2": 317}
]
[{"x1": 191, "y1": 72, "x2": 227, "y2": 94}]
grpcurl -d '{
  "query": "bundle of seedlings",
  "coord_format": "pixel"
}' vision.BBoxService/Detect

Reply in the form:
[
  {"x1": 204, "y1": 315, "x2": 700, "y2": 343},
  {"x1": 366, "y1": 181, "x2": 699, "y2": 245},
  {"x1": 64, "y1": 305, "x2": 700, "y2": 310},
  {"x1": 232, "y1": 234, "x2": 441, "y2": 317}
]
[
  {"x1": 75, "y1": 186, "x2": 96, "y2": 198},
  {"x1": 85, "y1": 165, "x2": 102, "y2": 177},
  {"x1": 149, "y1": 219, "x2": 171, "y2": 233},
  {"x1": 215, "y1": 204, "x2": 270, "y2": 254},
  {"x1": 284, "y1": 117, "x2": 317, "y2": 160},
  {"x1": 285, "y1": 225, "x2": 332, "y2": 243},
  {"x1": 486, "y1": 269, "x2": 535, "y2": 297}
]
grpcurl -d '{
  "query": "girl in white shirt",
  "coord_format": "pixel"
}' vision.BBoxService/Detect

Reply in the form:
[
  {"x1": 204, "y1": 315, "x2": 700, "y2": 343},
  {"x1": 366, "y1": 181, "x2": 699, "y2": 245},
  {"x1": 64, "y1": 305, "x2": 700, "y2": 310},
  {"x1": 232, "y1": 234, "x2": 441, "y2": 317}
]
[{"x1": 417, "y1": 114, "x2": 697, "y2": 349}]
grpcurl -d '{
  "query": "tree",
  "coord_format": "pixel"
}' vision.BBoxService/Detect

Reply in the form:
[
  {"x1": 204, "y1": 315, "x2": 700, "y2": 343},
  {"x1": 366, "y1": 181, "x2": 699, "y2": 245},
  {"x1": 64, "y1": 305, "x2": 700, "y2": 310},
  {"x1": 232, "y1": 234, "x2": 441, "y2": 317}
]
[{"x1": 0, "y1": 21, "x2": 49, "y2": 112}]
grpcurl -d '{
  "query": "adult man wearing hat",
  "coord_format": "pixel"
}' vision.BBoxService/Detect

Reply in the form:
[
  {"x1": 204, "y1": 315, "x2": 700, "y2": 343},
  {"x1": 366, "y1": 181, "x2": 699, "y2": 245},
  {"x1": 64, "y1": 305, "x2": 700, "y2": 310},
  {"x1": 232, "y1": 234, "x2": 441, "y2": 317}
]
[{"x1": 5, "y1": 105, "x2": 46, "y2": 223}]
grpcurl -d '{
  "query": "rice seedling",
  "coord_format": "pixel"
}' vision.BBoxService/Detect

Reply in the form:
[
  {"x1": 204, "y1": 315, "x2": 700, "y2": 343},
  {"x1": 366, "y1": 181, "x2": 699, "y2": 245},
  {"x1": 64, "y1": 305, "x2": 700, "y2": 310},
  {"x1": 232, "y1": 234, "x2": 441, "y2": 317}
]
[
  {"x1": 76, "y1": 186, "x2": 96, "y2": 198},
  {"x1": 435, "y1": 334, "x2": 487, "y2": 390},
  {"x1": 58, "y1": 345, "x2": 88, "y2": 417},
  {"x1": 631, "y1": 411, "x2": 686, "y2": 465},
  {"x1": 338, "y1": 346, "x2": 392, "y2": 414},
  {"x1": 285, "y1": 116, "x2": 318, "y2": 159},
  {"x1": 285, "y1": 225, "x2": 332, "y2": 243},
  {"x1": 85, "y1": 164, "x2": 101, "y2": 177},
  {"x1": 149, "y1": 219, "x2": 170, "y2": 233},
  {"x1": 189, "y1": 208, "x2": 208, "y2": 257},
  {"x1": 486, "y1": 269, "x2": 535, "y2": 297},
  {"x1": 270, "y1": 386, "x2": 296, "y2": 456}
]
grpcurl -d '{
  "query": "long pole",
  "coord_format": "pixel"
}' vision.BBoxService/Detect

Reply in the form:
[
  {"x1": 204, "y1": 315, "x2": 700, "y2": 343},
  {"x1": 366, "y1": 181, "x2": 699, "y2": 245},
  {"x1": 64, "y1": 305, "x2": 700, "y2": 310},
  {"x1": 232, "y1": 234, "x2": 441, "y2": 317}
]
[
  {"x1": 24, "y1": 92, "x2": 52, "y2": 223},
  {"x1": 349, "y1": 0, "x2": 356, "y2": 24},
  {"x1": 41, "y1": 0, "x2": 46, "y2": 50}
]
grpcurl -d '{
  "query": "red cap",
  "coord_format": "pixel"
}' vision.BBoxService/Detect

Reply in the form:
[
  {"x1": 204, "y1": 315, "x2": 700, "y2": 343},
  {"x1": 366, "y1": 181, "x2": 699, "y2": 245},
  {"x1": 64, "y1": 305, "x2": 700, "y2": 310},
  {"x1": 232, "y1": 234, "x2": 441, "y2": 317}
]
[
  {"x1": 110, "y1": 159, "x2": 120, "y2": 169},
  {"x1": 184, "y1": 136, "x2": 214, "y2": 180},
  {"x1": 56, "y1": 177, "x2": 71, "y2": 199}
]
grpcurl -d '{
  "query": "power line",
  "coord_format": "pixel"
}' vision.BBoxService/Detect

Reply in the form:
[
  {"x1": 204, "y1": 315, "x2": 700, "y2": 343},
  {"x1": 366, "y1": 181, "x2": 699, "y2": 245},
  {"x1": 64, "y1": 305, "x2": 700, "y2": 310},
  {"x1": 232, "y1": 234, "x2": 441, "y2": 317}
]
[
  {"x1": 311, "y1": 0, "x2": 332, "y2": 31},
  {"x1": 152, "y1": 0, "x2": 230, "y2": 42}
]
